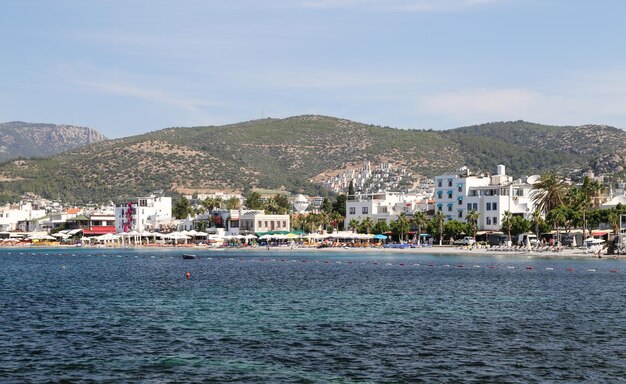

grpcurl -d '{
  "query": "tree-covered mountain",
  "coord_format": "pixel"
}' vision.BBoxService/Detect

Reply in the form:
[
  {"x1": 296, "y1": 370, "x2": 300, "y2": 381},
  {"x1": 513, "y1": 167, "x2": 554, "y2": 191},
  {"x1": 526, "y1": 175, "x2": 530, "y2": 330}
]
[
  {"x1": 0, "y1": 116, "x2": 623, "y2": 204},
  {"x1": 0, "y1": 121, "x2": 107, "y2": 161}
]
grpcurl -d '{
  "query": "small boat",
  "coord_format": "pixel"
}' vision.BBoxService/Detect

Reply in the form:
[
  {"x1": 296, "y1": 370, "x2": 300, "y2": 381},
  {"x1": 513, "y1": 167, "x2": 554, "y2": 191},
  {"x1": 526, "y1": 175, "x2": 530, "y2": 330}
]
[{"x1": 182, "y1": 254, "x2": 197, "y2": 259}]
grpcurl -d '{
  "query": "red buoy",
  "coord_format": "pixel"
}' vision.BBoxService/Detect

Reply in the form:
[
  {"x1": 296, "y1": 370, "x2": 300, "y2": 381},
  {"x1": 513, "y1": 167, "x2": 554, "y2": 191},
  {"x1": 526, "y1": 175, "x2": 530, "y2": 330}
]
[{"x1": 185, "y1": 271, "x2": 191, "y2": 278}]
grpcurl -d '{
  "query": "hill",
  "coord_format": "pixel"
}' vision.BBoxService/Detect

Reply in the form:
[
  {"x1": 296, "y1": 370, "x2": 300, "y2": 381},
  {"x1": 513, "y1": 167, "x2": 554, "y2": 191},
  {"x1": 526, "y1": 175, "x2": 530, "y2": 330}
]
[
  {"x1": 0, "y1": 116, "x2": 623, "y2": 203},
  {"x1": 0, "y1": 121, "x2": 107, "y2": 161}
]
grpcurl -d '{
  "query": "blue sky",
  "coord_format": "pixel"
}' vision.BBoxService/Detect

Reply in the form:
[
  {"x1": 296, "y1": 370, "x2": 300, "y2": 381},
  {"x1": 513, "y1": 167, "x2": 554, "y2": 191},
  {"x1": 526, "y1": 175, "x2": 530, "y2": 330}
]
[{"x1": 2, "y1": 0, "x2": 626, "y2": 138}]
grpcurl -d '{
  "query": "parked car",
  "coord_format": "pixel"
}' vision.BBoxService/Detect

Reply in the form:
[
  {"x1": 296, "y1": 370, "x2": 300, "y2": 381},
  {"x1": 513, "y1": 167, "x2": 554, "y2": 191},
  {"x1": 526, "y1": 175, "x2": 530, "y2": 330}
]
[{"x1": 453, "y1": 236, "x2": 476, "y2": 246}]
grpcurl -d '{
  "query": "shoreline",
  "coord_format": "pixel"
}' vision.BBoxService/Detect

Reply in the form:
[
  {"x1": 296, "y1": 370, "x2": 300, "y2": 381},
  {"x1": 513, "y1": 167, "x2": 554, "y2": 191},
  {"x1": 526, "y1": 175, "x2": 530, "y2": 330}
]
[{"x1": 0, "y1": 243, "x2": 616, "y2": 259}]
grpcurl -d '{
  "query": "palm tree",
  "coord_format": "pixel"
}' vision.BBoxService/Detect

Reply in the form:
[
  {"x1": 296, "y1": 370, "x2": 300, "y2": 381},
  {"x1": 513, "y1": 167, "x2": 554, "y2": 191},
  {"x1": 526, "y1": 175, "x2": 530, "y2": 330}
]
[
  {"x1": 394, "y1": 212, "x2": 410, "y2": 243},
  {"x1": 202, "y1": 197, "x2": 223, "y2": 212},
  {"x1": 411, "y1": 211, "x2": 427, "y2": 245},
  {"x1": 304, "y1": 213, "x2": 320, "y2": 234},
  {"x1": 348, "y1": 219, "x2": 360, "y2": 233},
  {"x1": 578, "y1": 177, "x2": 607, "y2": 238},
  {"x1": 361, "y1": 217, "x2": 374, "y2": 235},
  {"x1": 546, "y1": 207, "x2": 568, "y2": 246},
  {"x1": 465, "y1": 210, "x2": 480, "y2": 240},
  {"x1": 501, "y1": 210, "x2": 513, "y2": 245},
  {"x1": 224, "y1": 196, "x2": 241, "y2": 210},
  {"x1": 330, "y1": 212, "x2": 344, "y2": 231},
  {"x1": 531, "y1": 171, "x2": 568, "y2": 214},
  {"x1": 432, "y1": 211, "x2": 445, "y2": 246}
]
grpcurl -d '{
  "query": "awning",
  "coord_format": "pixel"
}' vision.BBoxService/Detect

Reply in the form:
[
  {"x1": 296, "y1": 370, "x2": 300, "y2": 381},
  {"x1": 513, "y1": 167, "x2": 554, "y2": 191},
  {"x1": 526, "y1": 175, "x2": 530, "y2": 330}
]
[{"x1": 591, "y1": 230, "x2": 611, "y2": 236}]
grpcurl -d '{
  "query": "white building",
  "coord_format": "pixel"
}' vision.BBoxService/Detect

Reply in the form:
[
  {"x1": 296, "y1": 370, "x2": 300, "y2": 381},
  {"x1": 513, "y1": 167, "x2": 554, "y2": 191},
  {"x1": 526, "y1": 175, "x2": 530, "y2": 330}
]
[
  {"x1": 0, "y1": 202, "x2": 46, "y2": 232},
  {"x1": 238, "y1": 210, "x2": 290, "y2": 233},
  {"x1": 434, "y1": 165, "x2": 537, "y2": 231},
  {"x1": 115, "y1": 195, "x2": 172, "y2": 233},
  {"x1": 345, "y1": 192, "x2": 431, "y2": 225}
]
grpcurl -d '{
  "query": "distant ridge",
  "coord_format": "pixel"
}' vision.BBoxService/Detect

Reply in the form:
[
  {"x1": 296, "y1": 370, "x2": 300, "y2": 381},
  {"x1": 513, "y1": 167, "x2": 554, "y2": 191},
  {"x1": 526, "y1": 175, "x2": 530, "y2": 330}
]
[
  {"x1": 0, "y1": 121, "x2": 107, "y2": 161},
  {"x1": 0, "y1": 115, "x2": 623, "y2": 204}
]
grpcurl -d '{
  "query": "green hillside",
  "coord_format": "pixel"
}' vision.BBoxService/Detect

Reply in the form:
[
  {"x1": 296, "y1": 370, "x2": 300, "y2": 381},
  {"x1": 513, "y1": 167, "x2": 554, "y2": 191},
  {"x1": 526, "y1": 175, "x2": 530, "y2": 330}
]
[{"x1": 0, "y1": 116, "x2": 623, "y2": 204}]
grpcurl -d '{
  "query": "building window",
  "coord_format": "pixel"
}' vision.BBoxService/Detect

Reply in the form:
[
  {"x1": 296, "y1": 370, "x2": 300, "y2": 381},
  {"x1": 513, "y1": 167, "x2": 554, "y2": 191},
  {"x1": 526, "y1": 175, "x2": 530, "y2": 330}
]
[
  {"x1": 448, "y1": 179, "x2": 453, "y2": 187},
  {"x1": 458, "y1": 210, "x2": 463, "y2": 218},
  {"x1": 139, "y1": 199, "x2": 147, "y2": 207},
  {"x1": 493, "y1": 217, "x2": 498, "y2": 225},
  {"x1": 437, "y1": 191, "x2": 443, "y2": 198},
  {"x1": 258, "y1": 221, "x2": 262, "y2": 227},
  {"x1": 437, "y1": 205, "x2": 442, "y2": 212},
  {"x1": 437, "y1": 180, "x2": 442, "y2": 187},
  {"x1": 447, "y1": 205, "x2": 452, "y2": 212},
  {"x1": 486, "y1": 203, "x2": 491, "y2": 211},
  {"x1": 467, "y1": 203, "x2": 472, "y2": 211},
  {"x1": 265, "y1": 221, "x2": 268, "y2": 227},
  {"x1": 349, "y1": 207, "x2": 355, "y2": 214},
  {"x1": 458, "y1": 185, "x2": 463, "y2": 192},
  {"x1": 380, "y1": 206, "x2": 388, "y2": 213},
  {"x1": 473, "y1": 203, "x2": 478, "y2": 211},
  {"x1": 362, "y1": 207, "x2": 369, "y2": 214},
  {"x1": 447, "y1": 192, "x2": 453, "y2": 199},
  {"x1": 486, "y1": 217, "x2": 492, "y2": 225},
  {"x1": 492, "y1": 202, "x2": 497, "y2": 210}
]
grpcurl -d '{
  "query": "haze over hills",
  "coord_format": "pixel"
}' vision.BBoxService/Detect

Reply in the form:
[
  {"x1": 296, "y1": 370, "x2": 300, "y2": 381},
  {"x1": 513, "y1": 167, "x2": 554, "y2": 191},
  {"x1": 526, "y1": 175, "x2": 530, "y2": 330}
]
[
  {"x1": 0, "y1": 121, "x2": 107, "y2": 161},
  {"x1": 0, "y1": 115, "x2": 624, "y2": 204}
]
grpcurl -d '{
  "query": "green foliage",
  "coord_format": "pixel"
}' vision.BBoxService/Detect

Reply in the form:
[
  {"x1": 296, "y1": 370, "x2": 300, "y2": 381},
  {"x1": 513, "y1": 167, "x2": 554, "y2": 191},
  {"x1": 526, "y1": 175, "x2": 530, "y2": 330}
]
[
  {"x1": 332, "y1": 194, "x2": 347, "y2": 217},
  {"x1": 172, "y1": 197, "x2": 193, "y2": 219},
  {"x1": 443, "y1": 220, "x2": 468, "y2": 240},
  {"x1": 245, "y1": 191, "x2": 263, "y2": 210},
  {"x1": 372, "y1": 220, "x2": 389, "y2": 235},
  {"x1": 265, "y1": 194, "x2": 291, "y2": 214}
]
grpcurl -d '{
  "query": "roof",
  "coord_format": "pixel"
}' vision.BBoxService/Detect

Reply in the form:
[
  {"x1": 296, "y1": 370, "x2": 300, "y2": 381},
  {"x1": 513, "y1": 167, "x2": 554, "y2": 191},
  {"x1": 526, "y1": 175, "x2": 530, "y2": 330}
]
[
  {"x1": 66, "y1": 208, "x2": 82, "y2": 215},
  {"x1": 67, "y1": 214, "x2": 90, "y2": 221}
]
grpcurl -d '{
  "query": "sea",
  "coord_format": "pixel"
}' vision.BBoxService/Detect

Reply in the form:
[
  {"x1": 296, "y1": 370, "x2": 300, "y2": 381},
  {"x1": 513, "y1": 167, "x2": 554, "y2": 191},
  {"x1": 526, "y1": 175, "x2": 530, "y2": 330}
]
[{"x1": 1, "y1": 247, "x2": 625, "y2": 383}]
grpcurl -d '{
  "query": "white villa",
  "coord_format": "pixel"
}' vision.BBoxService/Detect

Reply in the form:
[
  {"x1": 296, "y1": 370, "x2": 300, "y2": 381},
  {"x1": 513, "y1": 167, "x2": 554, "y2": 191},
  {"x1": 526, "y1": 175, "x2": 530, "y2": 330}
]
[
  {"x1": 345, "y1": 192, "x2": 432, "y2": 225},
  {"x1": 434, "y1": 165, "x2": 537, "y2": 231}
]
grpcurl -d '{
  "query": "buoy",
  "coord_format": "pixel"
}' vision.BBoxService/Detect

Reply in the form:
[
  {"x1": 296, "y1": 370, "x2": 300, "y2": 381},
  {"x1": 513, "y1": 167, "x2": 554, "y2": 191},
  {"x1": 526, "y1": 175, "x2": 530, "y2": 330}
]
[
  {"x1": 457, "y1": 265, "x2": 464, "y2": 268},
  {"x1": 526, "y1": 266, "x2": 534, "y2": 270},
  {"x1": 488, "y1": 266, "x2": 495, "y2": 269},
  {"x1": 428, "y1": 263, "x2": 434, "y2": 267},
  {"x1": 566, "y1": 268, "x2": 574, "y2": 272},
  {"x1": 399, "y1": 263, "x2": 405, "y2": 266},
  {"x1": 609, "y1": 269, "x2": 619, "y2": 273},
  {"x1": 185, "y1": 272, "x2": 191, "y2": 278}
]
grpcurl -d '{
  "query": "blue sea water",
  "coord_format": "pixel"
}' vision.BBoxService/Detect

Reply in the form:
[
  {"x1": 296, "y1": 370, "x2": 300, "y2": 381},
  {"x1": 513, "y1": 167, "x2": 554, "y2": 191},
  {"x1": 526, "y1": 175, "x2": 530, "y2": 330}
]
[{"x1": 1, "y1": 248, "x2": 626, "y2": 383}]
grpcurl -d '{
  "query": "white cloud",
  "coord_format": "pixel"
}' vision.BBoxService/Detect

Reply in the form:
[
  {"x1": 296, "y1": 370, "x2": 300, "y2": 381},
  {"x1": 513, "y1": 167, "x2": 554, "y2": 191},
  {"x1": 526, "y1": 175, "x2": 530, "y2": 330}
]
[
  {"x1": 74, "y1": 80, "x2": 218, "y2": 112},
  {"x1": 417, "y1": 67, "x2": 626, "y2": 128}
]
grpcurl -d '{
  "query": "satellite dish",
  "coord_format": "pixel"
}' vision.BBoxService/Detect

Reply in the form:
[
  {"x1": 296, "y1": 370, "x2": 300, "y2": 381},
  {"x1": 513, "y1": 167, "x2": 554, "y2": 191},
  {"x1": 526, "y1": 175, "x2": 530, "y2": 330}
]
[{"x1": 527, "y1": 175, "x2": 541, "y2": 184}]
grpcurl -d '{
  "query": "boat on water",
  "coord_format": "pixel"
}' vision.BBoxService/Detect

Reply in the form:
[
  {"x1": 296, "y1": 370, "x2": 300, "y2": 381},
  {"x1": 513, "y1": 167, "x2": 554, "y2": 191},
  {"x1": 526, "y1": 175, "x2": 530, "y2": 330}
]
[{"x1": 182, "y1": 254, "x2": 197, "y2": 259}]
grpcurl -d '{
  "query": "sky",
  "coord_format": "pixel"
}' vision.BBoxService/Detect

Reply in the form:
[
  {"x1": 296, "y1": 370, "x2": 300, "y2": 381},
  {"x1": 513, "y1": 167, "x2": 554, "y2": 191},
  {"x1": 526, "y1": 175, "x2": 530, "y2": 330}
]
[{"x1": 2, "y1": 0, "x2": 626, "y2": 138}]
